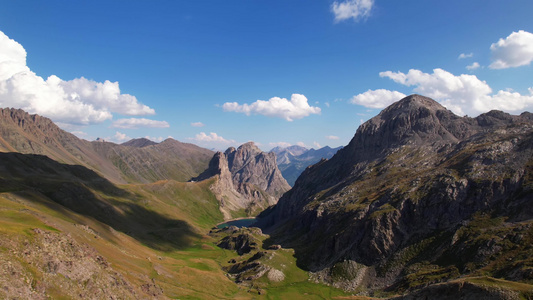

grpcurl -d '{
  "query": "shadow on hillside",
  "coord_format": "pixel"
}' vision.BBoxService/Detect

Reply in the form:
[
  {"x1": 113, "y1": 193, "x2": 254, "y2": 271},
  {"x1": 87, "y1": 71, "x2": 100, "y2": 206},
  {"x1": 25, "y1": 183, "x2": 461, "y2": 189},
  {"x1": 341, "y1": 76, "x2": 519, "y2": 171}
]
[{"x1": 0, "y1": 152, "x2": 200, "y2": 251}]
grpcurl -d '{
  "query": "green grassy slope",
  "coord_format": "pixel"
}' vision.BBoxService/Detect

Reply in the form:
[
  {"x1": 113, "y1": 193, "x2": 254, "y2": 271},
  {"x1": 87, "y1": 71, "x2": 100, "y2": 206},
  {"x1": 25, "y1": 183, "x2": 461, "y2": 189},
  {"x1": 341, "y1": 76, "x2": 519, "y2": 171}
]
[{"x1": 0, "y1": 152, "x2": 358, "y2": 299}]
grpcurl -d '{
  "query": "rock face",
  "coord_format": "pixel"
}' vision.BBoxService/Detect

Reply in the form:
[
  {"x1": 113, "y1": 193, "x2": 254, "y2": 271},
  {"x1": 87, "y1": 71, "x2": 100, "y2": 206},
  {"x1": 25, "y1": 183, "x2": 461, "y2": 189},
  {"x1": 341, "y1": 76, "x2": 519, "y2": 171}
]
[
  {"x1": 260, "y1": 95, "x2": 533, "y2": 295},
  {"x1": 0, "y1": 108, "x2": 213, "y2": 183},
  {"x1": 194, "y1": 142, "x2": 290, "y2": 219},
  {"x1": 272, "y1": 145, "x2": 342, "y2": 186}
]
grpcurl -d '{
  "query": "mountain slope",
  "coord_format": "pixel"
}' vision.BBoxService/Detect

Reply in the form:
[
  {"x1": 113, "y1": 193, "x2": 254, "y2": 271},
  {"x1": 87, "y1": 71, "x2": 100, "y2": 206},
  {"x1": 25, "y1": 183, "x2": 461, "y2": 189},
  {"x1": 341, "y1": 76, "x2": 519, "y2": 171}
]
[
  {"x1": 0, "y1": 108, "x2": 213, "y2": 183},
  {"x1": 121, "y1": 137, "x2": 158, "y2": 148},
  {"x1": 260, "y1": 95, "x2": 533, "y2": 295},
  {"x1": 193, "y1": 142, "x2": 291, "y2": 219}
]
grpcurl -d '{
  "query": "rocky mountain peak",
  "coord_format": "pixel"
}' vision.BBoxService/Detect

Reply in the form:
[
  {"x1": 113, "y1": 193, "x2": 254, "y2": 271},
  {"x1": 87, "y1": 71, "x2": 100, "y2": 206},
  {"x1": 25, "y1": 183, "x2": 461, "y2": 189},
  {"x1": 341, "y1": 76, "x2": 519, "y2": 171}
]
[
  {"x1": 260, "y1": 94, "x2": 533, "y2": 295},
  {"x1": 193, "y1": 142, "x2": 290, "y2": 219},
  {"x1": 225, "y1": 147, "x2": 236, "y2": 155},
  {"x1": 354, "y1": 94, "x2": 466, "y2": 149},
  {"x1": 1, "y1": 107, "x2": 61, "y2": 136},
  {"x1": 236, "y1": 142, "x2": 261, "y2": 156}
]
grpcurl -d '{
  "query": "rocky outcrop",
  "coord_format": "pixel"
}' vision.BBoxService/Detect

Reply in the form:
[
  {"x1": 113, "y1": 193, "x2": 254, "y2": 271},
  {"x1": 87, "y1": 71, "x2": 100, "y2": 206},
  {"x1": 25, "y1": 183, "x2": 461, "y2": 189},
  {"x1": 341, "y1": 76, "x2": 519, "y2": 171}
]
[
  {"x1": 260, "y1": 95, "x2": 533, "y2": 295},
  {"x1": 193, "y1": 142, "x2": 290, "y2": 219},
  {"x1": 216, "y1": 226, "x2": 260, "y2": 255}
]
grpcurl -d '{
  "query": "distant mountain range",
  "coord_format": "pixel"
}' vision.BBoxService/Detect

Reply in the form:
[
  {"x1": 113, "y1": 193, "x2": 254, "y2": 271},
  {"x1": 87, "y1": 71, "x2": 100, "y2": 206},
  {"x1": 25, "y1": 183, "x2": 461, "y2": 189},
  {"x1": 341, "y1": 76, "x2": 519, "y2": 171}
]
[{"x1": 270, "y1": 145, "x2": 342, "y2": 186}]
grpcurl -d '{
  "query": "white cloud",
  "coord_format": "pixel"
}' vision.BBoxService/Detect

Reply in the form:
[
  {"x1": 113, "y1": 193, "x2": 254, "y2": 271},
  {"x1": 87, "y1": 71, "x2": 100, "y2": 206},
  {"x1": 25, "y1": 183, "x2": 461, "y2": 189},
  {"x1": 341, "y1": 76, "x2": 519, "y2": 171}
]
[
  {"x1": 332, "y1": 0, "x2": 374, "y2": 23},
  {"x1": 489, "y1": 30, "x2": 533, "y2": 69},
  {"x1": 190, "y1": 132, "x2": 235, "y2": 144},
  {"x1": 296, "y1": 142, "x2": 306, "y2": 147},
  {"x1": 378, "y1": 68, "x2": 533, "y2": 116},
  {"x1": 108, "y1": 131, "x2": 131, "y2": 143},
  {"x1": 60, "y1": 77, "x2": 154, "y2": 116},
  {"x1": 325, "y1": 101, "x2": 330, "y2": 107},
  {"x1": 191, "y1": 122, "x2": 205, "y2": 127},
  {"x1": 144, "y1": 136, "x2": 167, "y2": 142},
  {"x1": 269, "y1": 142, "x2": 292, "y2": 148},
  {"x1": 111, "y1": 118, "x2": 170, "y2": 129},
  {"x1": 350, "y1": 89, "x2": 406, "y2": 108},
  {"x1": 466, "y1": 62, "x2": 480, "y2": 70},
  {"x1": 313, "y1": 141, "x2": 321, "y2": 148},
  {"x1": 71, "y1": 131, "x2": 88, "y2": 138},
  {"x1": 0, "y1": 30, "x2": 154, "y2": 125},
  {"x1": 326, "y1": 135, "x2": 340, "y2": 140},
  {"x1": 458, "y1": 53, "x2": 473, "y2": 59},
  {"x1": 222, "y1": 94, "x2": 321, "y2": 121}
]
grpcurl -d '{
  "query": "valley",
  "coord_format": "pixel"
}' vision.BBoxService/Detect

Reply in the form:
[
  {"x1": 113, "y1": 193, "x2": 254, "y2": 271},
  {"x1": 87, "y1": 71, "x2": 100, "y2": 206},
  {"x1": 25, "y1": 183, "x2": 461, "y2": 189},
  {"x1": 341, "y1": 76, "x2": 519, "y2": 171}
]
[{"x1": 1, "y1": 95, "x2": 533, "y2": 299}]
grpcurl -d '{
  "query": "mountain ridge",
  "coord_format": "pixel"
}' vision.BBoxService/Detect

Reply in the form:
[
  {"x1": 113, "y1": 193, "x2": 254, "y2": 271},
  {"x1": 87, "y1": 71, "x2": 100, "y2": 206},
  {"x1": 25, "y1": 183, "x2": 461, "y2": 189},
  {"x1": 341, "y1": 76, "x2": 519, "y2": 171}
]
[
  {"x1": 259, "y1": 94, "x2": 533, "y2": 294},
  {"x1": 0, "y1": 107, "x2": 213, "y2": 184}
]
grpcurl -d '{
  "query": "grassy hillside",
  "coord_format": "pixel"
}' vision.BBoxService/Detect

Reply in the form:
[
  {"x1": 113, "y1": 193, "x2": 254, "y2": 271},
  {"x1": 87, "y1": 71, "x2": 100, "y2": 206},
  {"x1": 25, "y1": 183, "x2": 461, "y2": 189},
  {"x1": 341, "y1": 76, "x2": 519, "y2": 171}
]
[{"x1": 0, "y1": 152, "x2": 356, "y2": 298}]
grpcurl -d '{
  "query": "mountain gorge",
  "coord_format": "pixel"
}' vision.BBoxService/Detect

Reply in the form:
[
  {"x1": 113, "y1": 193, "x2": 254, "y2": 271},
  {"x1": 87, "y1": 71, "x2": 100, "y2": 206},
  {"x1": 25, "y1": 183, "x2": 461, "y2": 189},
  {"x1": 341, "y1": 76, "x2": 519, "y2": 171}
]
[{"x1": 259, "y1": 95, "x2": 533, "y2": 295}]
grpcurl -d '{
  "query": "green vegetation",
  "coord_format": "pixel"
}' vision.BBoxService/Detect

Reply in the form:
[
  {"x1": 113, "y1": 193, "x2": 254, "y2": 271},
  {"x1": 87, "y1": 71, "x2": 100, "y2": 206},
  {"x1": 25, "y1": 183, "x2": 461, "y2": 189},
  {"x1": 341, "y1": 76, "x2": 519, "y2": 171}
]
[{"x1": 0, "y1": 154, "x2": 358, "y2": 299}]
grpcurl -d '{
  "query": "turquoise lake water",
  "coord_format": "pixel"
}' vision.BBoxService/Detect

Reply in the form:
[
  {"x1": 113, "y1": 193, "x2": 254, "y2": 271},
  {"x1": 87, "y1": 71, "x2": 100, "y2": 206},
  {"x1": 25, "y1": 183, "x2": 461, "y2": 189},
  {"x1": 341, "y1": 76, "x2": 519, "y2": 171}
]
[{"x1": 216, "y1": 218, "x2": 257, "y2": 229}]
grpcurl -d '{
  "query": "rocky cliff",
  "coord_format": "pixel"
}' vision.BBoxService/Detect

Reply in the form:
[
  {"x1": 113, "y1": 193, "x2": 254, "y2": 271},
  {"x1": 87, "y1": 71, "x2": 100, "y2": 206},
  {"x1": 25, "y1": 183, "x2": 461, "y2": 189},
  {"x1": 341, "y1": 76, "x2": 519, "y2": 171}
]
[
  {"x1": 194, "y1": 142, "x2": 290, "y2": 219},
  {"x1": 260, "y1": 95, "x2": 533, "y2": 296}
]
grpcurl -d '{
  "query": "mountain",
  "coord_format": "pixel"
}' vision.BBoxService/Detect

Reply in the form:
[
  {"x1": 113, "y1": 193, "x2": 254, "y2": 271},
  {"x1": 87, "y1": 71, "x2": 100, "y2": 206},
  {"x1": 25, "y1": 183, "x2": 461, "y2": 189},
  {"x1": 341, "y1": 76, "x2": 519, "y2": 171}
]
[
  {"x1": 121, "y1": 137, "x2": 158, "y2": 148},
  {"x1": 0, "y1": 108, "x2": 213, "y2": 183},
  {"x1": 270, "y1": 145, "x2": 308, "y2": 165},
  {"x1": 272, "y1": 145, "x2": 342, "y2": 186},
  {"x1": 193, "y1": 142, "x2": 291, "y2": 219},
  {"x1": 0, "y1": 108, "x2": 355, "y2": 299},
  {"x1": 259, "y1": 95, "x2": 533, "y2": 296}
]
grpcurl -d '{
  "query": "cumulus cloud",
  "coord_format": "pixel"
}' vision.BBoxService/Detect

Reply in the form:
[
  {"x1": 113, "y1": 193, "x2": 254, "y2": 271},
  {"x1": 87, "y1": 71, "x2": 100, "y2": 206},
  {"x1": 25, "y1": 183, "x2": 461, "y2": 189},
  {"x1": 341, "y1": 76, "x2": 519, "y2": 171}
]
[
  {"x1": 269, "y1": 142, "x2": 292, "y2": 148},
  {"x1": 144, "y1": 136, "x2": 168, "y2": 142},
  {"x1": 0, "y1": 30, "x2": 154, "y2": 125},
  {"x1": 350, "y1": 89, "x2": 406, "y2": 108},
  {"x1": 111, "y1": 118, "x2": 170, "y2": 129},
  {"x1": 190, "y1": 132, "x2": 235, "y2": 144},
  {"x1": 191, "y1": 122, "x2": 205, "y2": 127},
  {"x1": 222, "y1": 94, "x2": 321, "y2": 121},
  {"x1": 489, "y1": 30, "x2": 533, "y2": 69},
  {"x1": 326, "y1": 135, "x2": 340, "y2": 140},
  {"x1": 71, "y1": 131, "x2": 88, "y2": 138},
  {"x1": 458, "y1": 53, "x2": 473, "y2": 59},
  {"x1": 332, "y1": 0, "x2": 374, "y2": 23},
  {"x1": 378, "y1": 68, "x2": 533, "y2": 116},
  {"x1": 109, "y1": 131, "x2": 131, "y2": 143},
  {"x1": 466, "y1": 62, "x2": 480, "y2": 70}
]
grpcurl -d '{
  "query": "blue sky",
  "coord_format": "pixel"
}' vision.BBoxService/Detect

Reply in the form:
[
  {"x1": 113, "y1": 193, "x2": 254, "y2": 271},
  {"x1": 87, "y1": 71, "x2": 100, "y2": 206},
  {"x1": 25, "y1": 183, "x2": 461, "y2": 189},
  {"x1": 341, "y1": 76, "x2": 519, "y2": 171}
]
[{"x1": 1, "y1": 1, "x2": 532, "y2": 150}]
